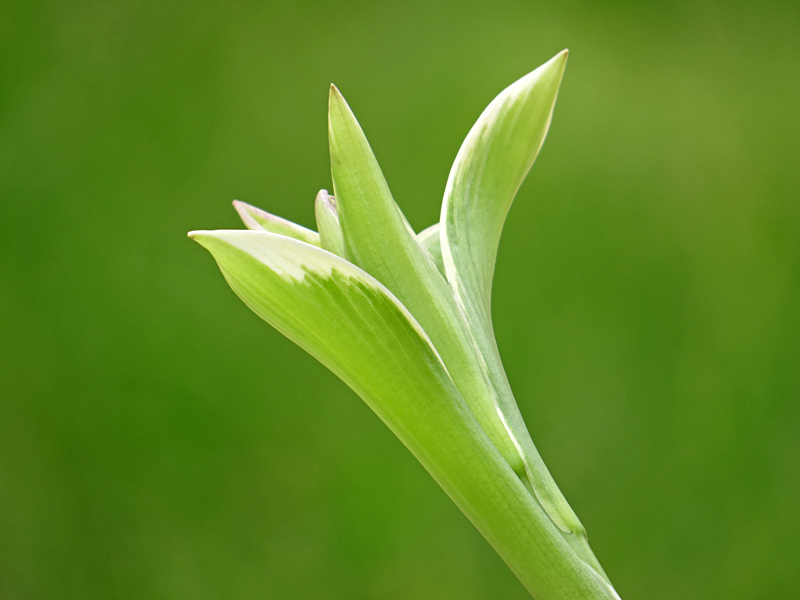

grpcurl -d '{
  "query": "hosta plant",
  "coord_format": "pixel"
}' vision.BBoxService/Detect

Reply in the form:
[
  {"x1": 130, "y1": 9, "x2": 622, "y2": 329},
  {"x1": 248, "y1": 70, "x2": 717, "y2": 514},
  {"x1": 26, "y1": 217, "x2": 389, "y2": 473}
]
[{"x1": 190, "y1": 50, "x2": 620, "y2": 600}]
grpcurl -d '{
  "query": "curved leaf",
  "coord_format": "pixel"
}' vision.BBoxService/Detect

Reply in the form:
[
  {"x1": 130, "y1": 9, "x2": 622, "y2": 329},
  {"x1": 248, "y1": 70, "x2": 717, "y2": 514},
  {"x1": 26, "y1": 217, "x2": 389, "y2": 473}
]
[
  {"x1": 441, "y1": 50, "x2": 567, "y2": 331},
  {"x1": 314, "y1": 189, "x2": 346, "y2": 257},
  {"x1": 328, "y1": 85, "x2": 527, "y2": 477},
  {"x1": 188, "y1": 229, "x2": 618, "y2": 600},
  {"x1": 416, "y1": 223, "x2": 446, "y2": 276},
  {"x1": 233, "y1": 200, "x2": 321, "y2": 246},
  {"x1": 438, "y1": 51, "x2": 598, "y2": 545}
]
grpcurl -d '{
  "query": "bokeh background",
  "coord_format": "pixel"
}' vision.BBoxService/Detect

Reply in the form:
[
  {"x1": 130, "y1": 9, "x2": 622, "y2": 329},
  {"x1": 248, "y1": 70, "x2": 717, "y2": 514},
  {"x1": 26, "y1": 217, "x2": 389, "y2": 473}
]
[{"x1": 2, "y1": 0, "x2": 798, "y2": 598}]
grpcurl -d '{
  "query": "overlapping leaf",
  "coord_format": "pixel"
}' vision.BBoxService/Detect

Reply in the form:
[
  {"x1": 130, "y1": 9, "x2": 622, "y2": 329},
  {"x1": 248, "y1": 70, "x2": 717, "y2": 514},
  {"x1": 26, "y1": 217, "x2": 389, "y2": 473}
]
[
  {"x1": 188, "y1": 229, "x2": 617, "y2": 600},
  {"x1": 416, "y1": 223, "x2": 446, "y2": 276},
  {"x1": 313, "y1": 189, "x2": 346, "y2": 257},
  {"x1": 190, "y1": 51, "x2": 620, "y2": 598},
  {"x1": 328, "y1": 85, "x2": 528, "y2": 476},
  {"x1": 441, "y1": 50, "x2": 568, "y2": 337},
  {"x1": 233, "y1": 200, "x2": 321, "y2": 246},
  {"x1": 435, "y1": 51, "x2": 604, "y2": 548}
]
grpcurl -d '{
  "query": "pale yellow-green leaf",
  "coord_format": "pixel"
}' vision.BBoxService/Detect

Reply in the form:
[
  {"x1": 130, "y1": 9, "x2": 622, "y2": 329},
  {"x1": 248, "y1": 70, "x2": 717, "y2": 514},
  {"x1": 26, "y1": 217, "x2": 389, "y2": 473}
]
[
  {"x1": 328, "y1": 84, "x2": 527, "y2": 478},
  {"x1": 233, "y1": 200, "x2": 321, "y2": 246},
  {"x1": 189, "y1": 229, "x2": 618, "y2": 600},
  {"x1": 416, "y1": 223, "x2": 446, "y2": 276},
  {"x1": 314, "y1": 189, "x2": 346, "y2": 257}
]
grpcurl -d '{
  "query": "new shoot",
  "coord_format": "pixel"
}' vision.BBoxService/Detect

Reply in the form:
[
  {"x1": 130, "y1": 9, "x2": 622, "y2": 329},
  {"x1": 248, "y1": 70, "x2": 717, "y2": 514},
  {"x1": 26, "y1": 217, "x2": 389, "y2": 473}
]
[{"x1": 190, "y1": 50, "x2": 620, "y2": 600}]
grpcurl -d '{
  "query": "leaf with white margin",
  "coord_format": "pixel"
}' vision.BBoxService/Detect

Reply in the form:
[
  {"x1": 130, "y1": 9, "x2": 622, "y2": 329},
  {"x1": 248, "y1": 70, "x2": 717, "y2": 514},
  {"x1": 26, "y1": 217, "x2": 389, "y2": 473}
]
[
  {"x1": 327, "y1": 79, "x2": 600, "y2": 560},
  {"x1": 439, "y1": 52, "x2": 613, "y2": 579},
  {"x1": 442, "y1": 49, "x2": 567, "y2": 347},
  {"x1": 314, "y1": 189, "x2": 346, "y2": 257},
  {"x1": 441, "y1": 50, "x2": 577, "y2": 527},
  {"x1": 188, "y1": 229, "x2": 618, "y2": 600},
  {"x1": 233, "y1": 200, "x2": 321, "y2": 247},
  {"x1": 416, "y1": 223, "x2": 446, "y2": 276},
  {"x1": 328, "y1": 85, "x2": 527, "y2": 478}
]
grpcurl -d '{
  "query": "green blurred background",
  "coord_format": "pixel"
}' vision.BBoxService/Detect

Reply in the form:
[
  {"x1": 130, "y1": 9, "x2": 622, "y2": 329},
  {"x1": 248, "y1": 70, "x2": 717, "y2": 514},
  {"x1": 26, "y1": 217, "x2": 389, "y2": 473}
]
[{"x1": 1, "y1": 0, "x2": 798, "y2": 598}]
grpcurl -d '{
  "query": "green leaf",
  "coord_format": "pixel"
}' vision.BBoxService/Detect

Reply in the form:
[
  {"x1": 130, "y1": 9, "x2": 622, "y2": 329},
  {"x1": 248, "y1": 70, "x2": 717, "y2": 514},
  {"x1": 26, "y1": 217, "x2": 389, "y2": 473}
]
[
  {"x1": 328, "y1": 84, "x2": 527, "y2": 478},
  {"x1": 437, "y1": 51, "x2": 597, "y2": 544},
  {"x1": 314, "y1": 189, "x2": 346, "y2": 257},
  {"x1": 188, "y1": 229, "x2": 618, "y2": 600},
  {"x1": 416, "y1": 223, "x2": 446, "y2": 276},
  {"x1": 441, "y1": 50, "x2": 567, "y2": 330},
  {"x1": 233, "y1": 200, "x2": 321, "y2": 247}
]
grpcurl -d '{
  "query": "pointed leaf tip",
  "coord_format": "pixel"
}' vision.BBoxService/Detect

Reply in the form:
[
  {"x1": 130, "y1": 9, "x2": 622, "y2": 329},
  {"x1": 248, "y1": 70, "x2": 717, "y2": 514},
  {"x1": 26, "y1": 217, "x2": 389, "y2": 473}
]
[
  {"x1": 328, "y1": 86, "x2": 363, "y2": 140},
  {"x1": 329, "y1": 84, "x2": 345, "y2": 110},
  {"x1": 188, "y1": 229, "x2": 215, "y2": 251},
  {"x1": 440, "y1": 50, "x2": 586, "y2": 538},
  {"x1": 230, "y1": 200, "x2": 322, "y2": 247},
  {"x1": 186, "y1": 228, "x2": 212, "y2": 241},
  {"x1": 327, "y1": 70, "x2": 534, "y2": 481},
  {"x1": 315, "y1": 189, "x2": 346, "y2": 257},
  {"x1": 442, "y1": 48, "x2": 569, "y2": 328}
]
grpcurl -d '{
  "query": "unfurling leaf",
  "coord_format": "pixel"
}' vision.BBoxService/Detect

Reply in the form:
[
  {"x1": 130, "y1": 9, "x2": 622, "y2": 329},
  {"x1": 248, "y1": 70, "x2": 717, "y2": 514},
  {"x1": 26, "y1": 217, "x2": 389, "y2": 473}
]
[
  {"x1": 188, "y1": 229, "x2": 618, "y2": 600},
  {"x1": 314, "y1": 189, "x2": 346, "y2": 257},
  {"x1": 329, "y1": 84, "x2": 528, "y2": 477},
  {"x1": 233, "y1": 200, "x2": 321, "y2": 246},
  {"x1": 190, "y1": 50, "x2": 620, "y2": 599}
]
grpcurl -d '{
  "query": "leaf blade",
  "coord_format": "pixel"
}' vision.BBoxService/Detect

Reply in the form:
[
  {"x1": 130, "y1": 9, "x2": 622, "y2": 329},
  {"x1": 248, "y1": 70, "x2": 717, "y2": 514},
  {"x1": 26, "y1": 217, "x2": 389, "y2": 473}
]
[
  {"x1": 416, "y1": 223, "x2": 446, "y2": 276},
  {"x1": 189, "y1": 229, "x2": 618, "y2": 600},
  {"x1": 314, "y1": 189, "x2": 346, "y2": 257},
  {"x1": 439, "y1": 51, "x2": 603, "y2": 545},
  {"x1": 233, "y1": 200, "x2": 321, "y2": 246},
  {"x1": 441, "y1": 49, "x2": 567, "y2": 335},
  {"x1": 328, "y1": 85, "x2": 527, "y2": 477}
]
